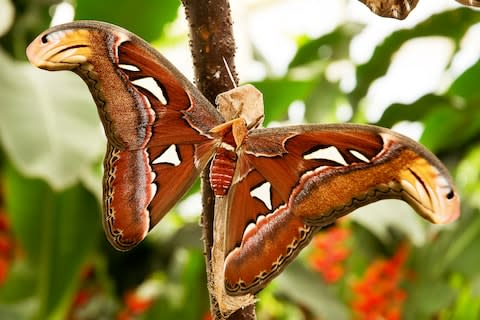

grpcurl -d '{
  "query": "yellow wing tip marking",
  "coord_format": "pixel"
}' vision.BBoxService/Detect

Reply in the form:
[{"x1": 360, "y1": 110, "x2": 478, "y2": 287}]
[
  {"x1": 27, "y1": 28, "x2": 92, "y2": 71},
  {"x1": 400, "y1": 158, "x2": 460, "y2": 224}
]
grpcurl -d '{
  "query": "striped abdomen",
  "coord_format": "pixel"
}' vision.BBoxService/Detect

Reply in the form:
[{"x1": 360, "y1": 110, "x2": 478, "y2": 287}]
[{"x1": 210, "y1": 146, "x2": 237, "y2": 196}]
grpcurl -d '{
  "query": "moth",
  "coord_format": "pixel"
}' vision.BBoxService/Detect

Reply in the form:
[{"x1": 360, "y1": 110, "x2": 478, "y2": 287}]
[
  {"x1": 360, "y1": 0, "x2": 479, "y2": 19},
  {"x1": 27, "y1": 21, "x2": 460, "y2": 315}
]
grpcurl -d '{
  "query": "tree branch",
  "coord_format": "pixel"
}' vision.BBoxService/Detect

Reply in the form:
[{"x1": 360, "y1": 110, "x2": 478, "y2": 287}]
[{"x1": 181, "y1": 1, "x2": 255, "y2": 319}]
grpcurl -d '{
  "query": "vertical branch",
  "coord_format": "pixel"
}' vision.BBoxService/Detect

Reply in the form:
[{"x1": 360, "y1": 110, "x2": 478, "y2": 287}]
[
  {"x1": 181, "y1": 1, "x2": 256, "y2": 319},
  {"x1": 182, "y1": 0, "x2": 238, "y2": 102}
]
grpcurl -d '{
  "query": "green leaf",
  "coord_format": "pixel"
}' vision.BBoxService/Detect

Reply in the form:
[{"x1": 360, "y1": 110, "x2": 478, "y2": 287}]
[
  {"x1": 304, "y1": 76, "x2": 346, "y2": 123},
  {"x1": 445, "y1": 278, "x2": 480, "y2": 320},
  {"x1": 410, "y1": 211, "x2": 480, "y2": 282},
  {"x1": 350, "y1": 8, "x2": 479, "y2": 107},
  {"x1": 438, "y1": 211, "x2": 480, "y2": 279},
  {"x1": 252, "y1": 79, "x2": 314, "y2": 124},
  {"x1": 456, "y1": 144, "x2": 480, "y2": 209},
  {"x1": 289, "y1": 23, "x2": 363, "y2": 68},
  {"x1": 177, "y1": 250, "x2": 209, "y2": 319},
  {"x1": 275, "y1": 260, "x2": 350, "y2": 320},
  {"x1": 420, "y1": 104, "x2": 480, "y2": 152},
  {"x1": 3, "y1": 163, "x2": 102, "y2": 319},
  {"x1": 75, "y1": 0, "x2": 180, "y2": 42},
  {"x1": 0, "y1": 50, "x2": 104, "y2": 190},
  {"x1": 377, "y1": 94, "x2": 480, "y2": 153},
  {"x1": 287, "y1": 24, "x2": 362, "y2": 124},
  {"x1": 257, "y1": 284, "x2": 305, "y2": 319},
  {"x1": 0, "y1": 298, "x2": 37, "y2": 320},
  {"x1": 377, "y1": 94, "x2": 452, "y2": 128},
  {"x1": 146, "y1": 249, "x2": 209, "y2": 319},
  {"x1": 0, "y1": 260, "x2": 36, "y2": 304},
  {"x1": 448, "y1": 57, "x2": 480, "y2": 100},
  {"x1": 404, "y1": 280, "x2": 455, "y2": 320}
]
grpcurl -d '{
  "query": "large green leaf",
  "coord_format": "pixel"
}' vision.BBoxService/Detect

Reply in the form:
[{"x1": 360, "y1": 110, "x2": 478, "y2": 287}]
[
  {"x1": 404, "y1": 280, "x2": 455, "y2": 320},
  {"x1": 420, "y1": 104, "x2": 480, "y2": 153},
  {"x1": 275, "y1": 260, "x2": 350, "y2": 320},
  {"x1": 2, "y1": 164, "x2": 102, "y2": 319},
  {"x1": 286, "y1": 24, "x2": 362, "y2": 124},
  {"x1": 442, "y1": 275, "x2": 480, "y2": 320},
  {"x1": 304, "y1": 76, "x2": 346, "y2": 123},
  {"x1": 289, "y1": 23, "x2": 363, "y2": 68},
  {"x1": 0, "y1": 50, "x2": 104, "y2": 190},
  {"x1": 403, "y1": 213, "x2": 480, "y2": 319},
  {"x1": 377, "y1": 94, "x2": 453, "y2": 128},
  {"x1": 377, "y1": 93, "x2": 480, "y2": 153},
  {"x1": 75, "y1": 0, "x2": 180, "y2": 42},
  {"x1": 448, "y1": 57, "x2": 480, "y2": 100},
  {"x1": 252, "y1": 79, "x2": 314, "y2": 124},
  {"x1": 456, "y1": 144, "x2": 480, "y2": 209},
  {"x1": 428, "y1": 211, "x2": 480, "y2": 279},
  {"x1": 145, "y1": 249, "x2": 209, "y2": 320},
  {"x1": 446, "y1": 220, "x2": 480, "y2": 278},
  {"x1": 350, "y1": 8, "x2": 480, "y2": 108}
]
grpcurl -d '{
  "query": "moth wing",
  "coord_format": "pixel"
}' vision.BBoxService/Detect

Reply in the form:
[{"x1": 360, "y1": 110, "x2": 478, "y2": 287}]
[
  {"x1": 27, "y1": 21, "x2": 223, "y2": 250},
  {"x1": 224, "y1": 123, "x2": 459, "y2": 294}
]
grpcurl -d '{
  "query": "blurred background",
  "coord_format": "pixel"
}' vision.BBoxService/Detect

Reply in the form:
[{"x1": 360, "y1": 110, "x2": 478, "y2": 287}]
[{"x1": 1, "y1": 0, "x2": 479, "y2": 319}]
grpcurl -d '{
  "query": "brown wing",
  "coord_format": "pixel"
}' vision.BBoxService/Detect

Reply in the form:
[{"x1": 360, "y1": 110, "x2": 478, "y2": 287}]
[
  {"x1": 224, "y1": 123, "x2": 459, "y2": 294},
  {"x1": 456, "y1": 0, "x2": 480, "y2": 6},
  {"x1": 359, "y1": 0, "x2": 419, "y2": 19},
  {"x1": 27, "y1": 21, "x2": 222, "y2": 250}
]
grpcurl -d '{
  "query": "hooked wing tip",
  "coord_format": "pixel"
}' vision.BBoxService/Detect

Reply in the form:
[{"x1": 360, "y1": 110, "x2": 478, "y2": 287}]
[
  {"x1": 399, "y1": 159, "x2": 460, "y2": 225},
  {"x1": 26, "y1": 26, "x2": 91, "y2": 71}
]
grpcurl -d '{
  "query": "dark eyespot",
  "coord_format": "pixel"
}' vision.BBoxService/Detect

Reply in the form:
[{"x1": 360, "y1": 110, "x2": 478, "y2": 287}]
[
  {"x1": 40, "y1": 33, "x2": 50, "y2": 44},
  {"x1": 446, "y1": 190, "x2": 455, "y2": 200}
]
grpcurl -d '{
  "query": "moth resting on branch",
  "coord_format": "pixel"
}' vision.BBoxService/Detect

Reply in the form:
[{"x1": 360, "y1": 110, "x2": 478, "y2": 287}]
[
  {"x1": 27, "y1": 21, "x2": 460, "y2": 316},
  {"x1": 359, "y1": 0, "x2": 479, "y2": 20}
]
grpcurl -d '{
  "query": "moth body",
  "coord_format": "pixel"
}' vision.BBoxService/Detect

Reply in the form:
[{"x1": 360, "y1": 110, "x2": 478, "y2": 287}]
[{"x1": 27, "y1": 21, "x2": 461, "y2": 314}]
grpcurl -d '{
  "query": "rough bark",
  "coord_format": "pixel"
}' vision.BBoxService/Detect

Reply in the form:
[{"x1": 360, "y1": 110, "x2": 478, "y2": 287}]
[{"x1": 181, "y1": 1, "x2": 256, "y2": 319}]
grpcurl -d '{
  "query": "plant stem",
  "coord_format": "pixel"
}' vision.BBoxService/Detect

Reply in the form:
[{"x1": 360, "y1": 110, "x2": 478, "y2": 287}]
[{"x1": 181, "y1": 1, "x2": 256, "y2": 319}]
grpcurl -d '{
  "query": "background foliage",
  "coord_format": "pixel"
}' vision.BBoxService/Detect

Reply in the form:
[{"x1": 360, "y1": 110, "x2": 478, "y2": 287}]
[{"x1": 0, "y1": 0, "x2": 479, "y2": 319}]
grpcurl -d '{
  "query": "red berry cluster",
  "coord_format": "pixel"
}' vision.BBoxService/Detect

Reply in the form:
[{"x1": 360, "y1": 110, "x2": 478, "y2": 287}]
[
  {"x1": 308, "y1": 225, "x2": 351, "y2": 284},
  {"x1": 351, "y1": 244, "x2": 410, "y2": 320},
  {"x1": 67, "y1": 265, "x2": 101, "y2": 319},
  {"x1": 117, "y1": 288, "x2": 155, "y2": 320},
  {"x1": 0, "y1": 210, "x2": 14, "y2": 285}
]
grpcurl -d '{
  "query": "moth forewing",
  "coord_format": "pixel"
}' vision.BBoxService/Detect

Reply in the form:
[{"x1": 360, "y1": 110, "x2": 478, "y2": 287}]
[
  {"x1": 209, "y1": 84, "x2": 266, "y2": 315},
  {"x1": 210, "y1": 196, "x2": 255, "y2": 317}
]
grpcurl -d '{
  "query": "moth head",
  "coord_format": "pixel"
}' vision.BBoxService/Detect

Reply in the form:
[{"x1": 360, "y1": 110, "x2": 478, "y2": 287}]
[
  {"x1": 26, "y1": 27, "x2": 92, "y2": 71},
  {"x1": 216, "y1": 84, "x2": 265, "y2": 129}
]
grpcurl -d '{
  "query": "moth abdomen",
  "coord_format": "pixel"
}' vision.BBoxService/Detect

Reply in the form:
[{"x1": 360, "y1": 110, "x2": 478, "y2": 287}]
[{"x1": 210, "y1": 147, "x2": 237, "y2": 196}]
